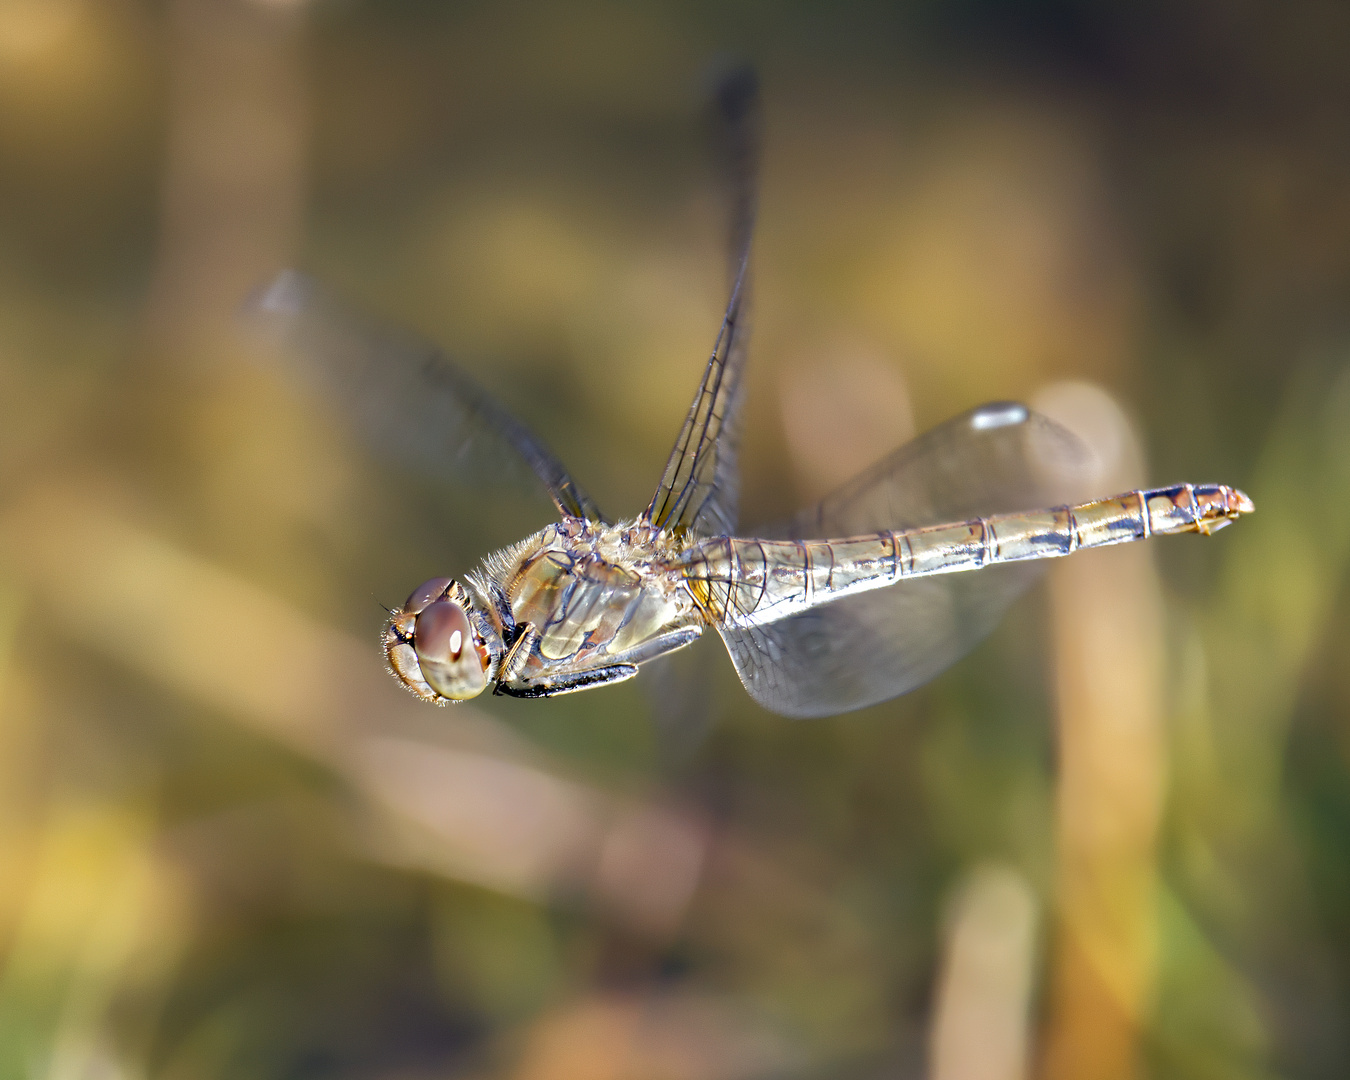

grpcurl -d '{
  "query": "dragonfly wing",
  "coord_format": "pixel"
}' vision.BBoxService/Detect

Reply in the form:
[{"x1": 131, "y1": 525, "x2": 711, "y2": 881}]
[
  {"x1": 722, "y1": 402, "x2": 1091, "y2": 717},
  {"x1": 645, "y1": 67, "x2": 759, "y2": 537},
  {"x1": 782, "y1": 401, "x2": 1091, "y2": 537},
  {"x1": 642, "y1": 639, "x2": 720, "y2": 761},
  {"x1": 245, "y1": 271, "x2": 604, "y2": 523},
  {"x1": 719, "y1": 564, "x2": 1038, "y2": 718}
]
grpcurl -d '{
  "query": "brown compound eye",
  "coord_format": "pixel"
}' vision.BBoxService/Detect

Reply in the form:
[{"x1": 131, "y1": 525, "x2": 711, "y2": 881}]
[
  {"x1": 403, "y1": 577, "x2": 454, "y2": 615},
  {"x1": 413, "y1": 600, "x2": 487, "y2": 700}
]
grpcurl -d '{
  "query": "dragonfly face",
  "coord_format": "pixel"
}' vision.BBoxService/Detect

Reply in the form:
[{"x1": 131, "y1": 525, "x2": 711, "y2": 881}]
[
  {"x1": 384, "y1": 577, "x2": 499, "y2": 702},
  {"x1": 252, "y1": 68, "x2": 1252, "y2": 718}
]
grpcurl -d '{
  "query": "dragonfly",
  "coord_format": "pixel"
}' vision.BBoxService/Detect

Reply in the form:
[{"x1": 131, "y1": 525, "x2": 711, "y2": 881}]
[{"x1": 251, "y1": 70, "x2": 1252, "y2": 719}]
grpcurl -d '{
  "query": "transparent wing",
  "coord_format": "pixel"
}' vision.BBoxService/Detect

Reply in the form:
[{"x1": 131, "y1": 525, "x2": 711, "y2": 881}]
[
  {"x1": 246, "y1": 271, "x2": 604, "y2": 523},
  {"x1": 718, "y1": 566, "x2": 1037, "y2": 718},
  {"x1": 642, "y1": 639, "x2": 719, "y2": 762},
  {"x1": 780, "y1": 401, "x2": 1089, "y2": 536},
  {"x1": 721, "y1": 402, "x2": 1091, "y2": 718},
  {"x1": 645, "y1": 66, "x2": 759, "y2": 537}
]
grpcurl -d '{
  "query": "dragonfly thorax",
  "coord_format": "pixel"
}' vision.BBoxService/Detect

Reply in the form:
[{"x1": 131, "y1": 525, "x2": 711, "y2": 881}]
[{"x1": 382, "y1": 521, "x2": 703, "y2": 704}]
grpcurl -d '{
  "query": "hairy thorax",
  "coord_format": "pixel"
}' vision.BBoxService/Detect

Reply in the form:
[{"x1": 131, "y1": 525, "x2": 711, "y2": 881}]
[{"x1": 468, "y1": 518, "x2": 705, "y2": 683}]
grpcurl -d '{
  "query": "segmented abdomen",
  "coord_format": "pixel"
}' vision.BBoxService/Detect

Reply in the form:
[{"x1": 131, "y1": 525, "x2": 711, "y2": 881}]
[{"x1": 681, "y1": 483, "x2": 1253, "y2": 628}]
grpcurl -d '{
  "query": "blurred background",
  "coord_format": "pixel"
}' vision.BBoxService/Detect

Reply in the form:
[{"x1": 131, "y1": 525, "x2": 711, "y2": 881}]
[{"x1": 2, "y1": 1, "x2": 1349, "y2": 1077}]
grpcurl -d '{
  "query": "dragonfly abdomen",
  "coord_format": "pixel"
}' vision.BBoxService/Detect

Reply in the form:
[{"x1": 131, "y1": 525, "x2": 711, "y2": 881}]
[{"x1": 683, "y1": 483, "x2": 1253, "y2": 629}]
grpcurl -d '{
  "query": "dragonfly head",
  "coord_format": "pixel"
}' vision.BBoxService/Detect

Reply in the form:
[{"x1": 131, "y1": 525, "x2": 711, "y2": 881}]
[{"x1": 384, "y1": 577, "x2": 496, "y2": 703}]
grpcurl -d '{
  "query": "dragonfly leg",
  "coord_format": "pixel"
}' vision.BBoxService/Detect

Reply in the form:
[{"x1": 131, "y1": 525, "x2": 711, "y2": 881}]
[
  {"x1": 497, "y1": 623, "x2": 540, "y2": 684},
  {"x1": 496, "y1": 665, "x2": 640, "y2": 699},
  {"x1": 608, "y1": 627, "x2": 703, "y2": 667}
]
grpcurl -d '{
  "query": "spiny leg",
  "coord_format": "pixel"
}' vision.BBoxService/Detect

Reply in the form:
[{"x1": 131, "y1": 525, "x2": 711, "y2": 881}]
[
  {"x1": 496, "y1": 664, "x2": 640, "y2": 699},
  {"x1": 497, "y1": 623, "x2": 540, "y2": 685},
  {"x1": 608, "y1": 627, "x2": 702, "y2": 667}
]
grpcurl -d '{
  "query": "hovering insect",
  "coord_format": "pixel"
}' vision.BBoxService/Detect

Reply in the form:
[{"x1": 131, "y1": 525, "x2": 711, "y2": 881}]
[{"x1": 252, "y1": 71, "x2": 1251, "y2": 718}]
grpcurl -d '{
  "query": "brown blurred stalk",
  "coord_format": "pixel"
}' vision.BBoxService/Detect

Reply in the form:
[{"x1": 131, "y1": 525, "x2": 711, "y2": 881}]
[
  {"x1": 145, "y1": 0, "x2": 309, "y2": 356},
  {"x1": 930, "y1": 863, "x2": 1039, "y2": 1080},
  {"x1": 1034, "y1": 384, "x2": 1166, "y2": 1080}
]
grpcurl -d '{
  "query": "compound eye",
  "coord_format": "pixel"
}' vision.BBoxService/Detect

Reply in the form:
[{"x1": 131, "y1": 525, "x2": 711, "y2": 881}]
[
  {"x1": 413, "y1": 601, "x2": 487, "y2": 700},
  {"x1": 403, "y1": 577, "x2": 454, "y2": 616}
]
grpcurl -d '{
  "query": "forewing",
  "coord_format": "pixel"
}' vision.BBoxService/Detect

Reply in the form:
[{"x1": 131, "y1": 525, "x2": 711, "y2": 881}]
[
  {"x1": 645, "y1": 67, "x2": 759, "y2": 538},
  {"x1": 722, "y1": 402, "x2": 1090, "y2": 717},
  {"x1": 246, "y1": 271, "x2": 604, "y2": 523},
  {"x1": 783, "y1": 401, "x2": 1089, "y2": 537}
]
